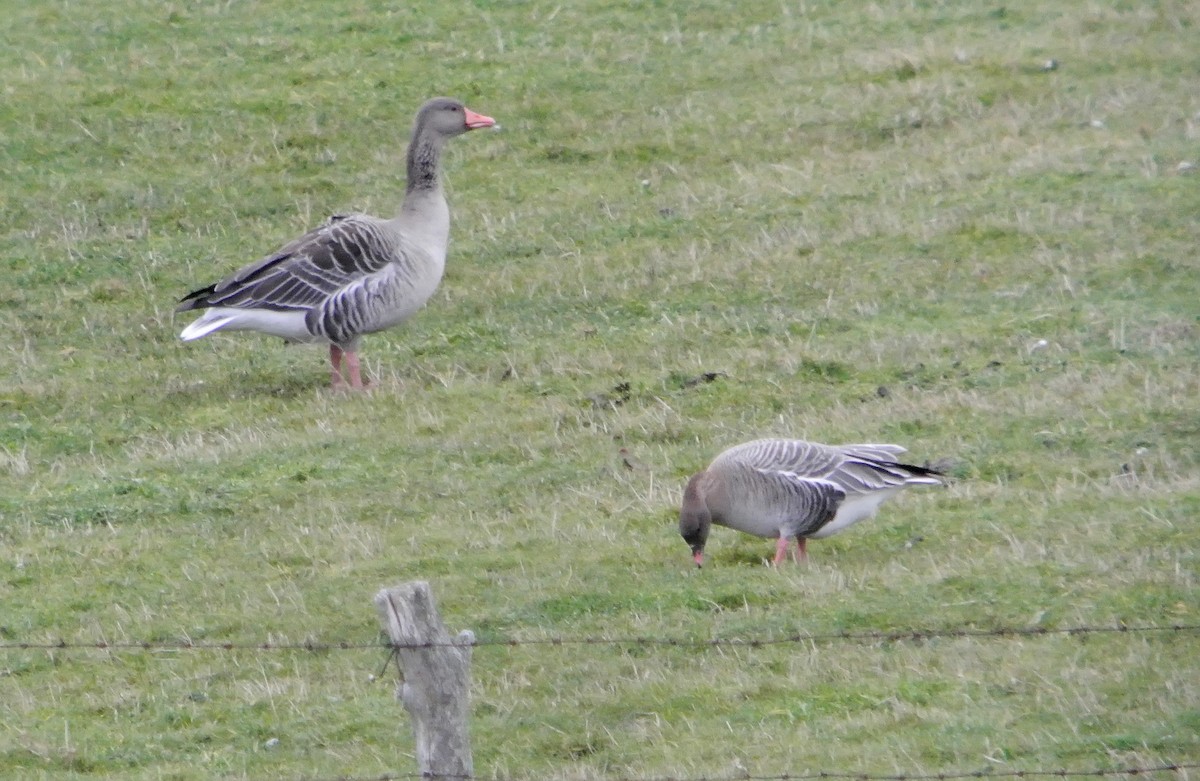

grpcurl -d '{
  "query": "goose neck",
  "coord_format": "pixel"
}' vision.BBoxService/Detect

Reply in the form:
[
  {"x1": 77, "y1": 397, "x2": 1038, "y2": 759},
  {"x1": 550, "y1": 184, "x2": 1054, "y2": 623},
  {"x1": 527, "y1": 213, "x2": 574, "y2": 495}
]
[{"x1": 406, "y1": 134, "x2": 445, "y2": 195}]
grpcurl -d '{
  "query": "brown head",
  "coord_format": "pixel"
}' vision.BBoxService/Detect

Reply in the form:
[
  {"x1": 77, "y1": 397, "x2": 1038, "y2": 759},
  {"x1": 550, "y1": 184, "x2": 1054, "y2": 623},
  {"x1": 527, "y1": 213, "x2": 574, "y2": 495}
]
[{"x1": 679, "y1": 472, "x2": 712, "y2": 567}]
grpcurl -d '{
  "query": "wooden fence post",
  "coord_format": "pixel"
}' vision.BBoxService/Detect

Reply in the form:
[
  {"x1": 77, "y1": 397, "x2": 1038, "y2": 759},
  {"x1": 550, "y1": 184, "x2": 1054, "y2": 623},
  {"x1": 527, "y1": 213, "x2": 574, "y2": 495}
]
[{"x1": 374, "y1": 581, "x2": 475, "y2": 780}]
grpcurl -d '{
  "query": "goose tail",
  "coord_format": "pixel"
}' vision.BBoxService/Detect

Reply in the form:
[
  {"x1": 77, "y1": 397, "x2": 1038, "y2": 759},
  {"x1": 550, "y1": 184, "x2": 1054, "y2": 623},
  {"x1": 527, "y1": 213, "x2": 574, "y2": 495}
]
[{"x1": 179, "y1": 312, "x2": 237, "y2": 341}]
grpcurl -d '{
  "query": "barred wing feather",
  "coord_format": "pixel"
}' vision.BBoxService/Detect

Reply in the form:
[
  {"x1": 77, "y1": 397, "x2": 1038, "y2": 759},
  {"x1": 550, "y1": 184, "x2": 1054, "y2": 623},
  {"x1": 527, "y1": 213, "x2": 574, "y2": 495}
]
[{"x1": 177, "y1": 215, "x2": 396, "y2": 313}]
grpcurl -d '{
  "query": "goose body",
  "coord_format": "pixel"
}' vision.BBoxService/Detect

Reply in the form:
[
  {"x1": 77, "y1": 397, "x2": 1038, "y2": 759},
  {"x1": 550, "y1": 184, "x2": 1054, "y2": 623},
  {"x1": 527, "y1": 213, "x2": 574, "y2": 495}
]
[
  {"x1": 680, "y1": 438, "x2": 944, "y2": 567},
  {"x1": 176, "y1": 97, "x2": 495, "y2": 389}
]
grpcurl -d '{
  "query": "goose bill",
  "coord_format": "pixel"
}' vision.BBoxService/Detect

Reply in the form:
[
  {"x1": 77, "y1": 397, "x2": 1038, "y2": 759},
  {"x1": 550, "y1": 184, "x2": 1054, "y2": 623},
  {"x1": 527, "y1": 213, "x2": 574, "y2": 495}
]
[{"x1": 464, "y1": 108, "x2": 496, "y2": 129}]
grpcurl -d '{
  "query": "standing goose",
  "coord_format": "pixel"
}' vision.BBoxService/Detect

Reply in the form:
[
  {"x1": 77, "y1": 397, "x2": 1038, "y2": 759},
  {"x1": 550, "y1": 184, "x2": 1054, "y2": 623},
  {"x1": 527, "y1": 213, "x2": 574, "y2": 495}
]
[
  {"x1": 176, "y1": 97, "x2": 495, "y2": 389},
  {"x1": 680, "y1": 438, "x2": 944, "y2": 567}
]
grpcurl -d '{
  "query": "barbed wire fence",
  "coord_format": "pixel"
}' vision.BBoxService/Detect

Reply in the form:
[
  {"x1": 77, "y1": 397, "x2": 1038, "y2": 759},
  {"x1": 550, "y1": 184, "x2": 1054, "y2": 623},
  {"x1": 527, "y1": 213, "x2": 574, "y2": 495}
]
[
  {"x1": 3, "y1": 621, "x2": 1196, "y2": 653},
  {"x1": 3, "y1": 583, "x2": 1196, "y2": 781},
  {"x1": 291, "y1": 766, "x2": 1200, "y2": 781}
]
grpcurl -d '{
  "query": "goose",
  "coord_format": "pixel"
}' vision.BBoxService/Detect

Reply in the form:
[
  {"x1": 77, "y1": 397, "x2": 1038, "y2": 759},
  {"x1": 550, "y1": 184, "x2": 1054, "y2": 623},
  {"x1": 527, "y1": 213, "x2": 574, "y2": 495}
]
[
  {"x1": 680, "y1": 438, "x2": 944, "y2": 567},
  {"x1": 175, "y1": 97, "x2": 496, "y2": 389}
]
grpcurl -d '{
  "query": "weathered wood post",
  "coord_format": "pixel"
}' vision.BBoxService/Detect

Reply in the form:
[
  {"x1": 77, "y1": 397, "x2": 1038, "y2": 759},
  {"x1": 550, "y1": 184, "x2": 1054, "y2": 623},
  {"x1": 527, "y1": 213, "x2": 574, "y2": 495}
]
[{"x1": 374, "y1": 581, "x2": 475, "y2": 780}]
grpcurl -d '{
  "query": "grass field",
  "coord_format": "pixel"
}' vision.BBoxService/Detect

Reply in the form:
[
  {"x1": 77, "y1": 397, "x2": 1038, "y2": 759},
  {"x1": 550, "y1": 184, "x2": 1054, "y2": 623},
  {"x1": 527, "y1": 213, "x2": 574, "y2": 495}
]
[{"x1": 2, "y1": 0, "x2": 1198, "y2": 779}]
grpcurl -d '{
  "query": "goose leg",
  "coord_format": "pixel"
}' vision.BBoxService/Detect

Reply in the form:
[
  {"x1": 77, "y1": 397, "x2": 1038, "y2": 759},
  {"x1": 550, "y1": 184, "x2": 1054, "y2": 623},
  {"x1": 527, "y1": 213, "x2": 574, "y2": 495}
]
[
  {"x1": 328, "y1": 345, "x2": 365, "y2": 389},
  {"x1": 772, "y1": 537, "x2": 809, "y2": 566},
  {"x1": 343, "y1": 350, "x2": 364, "y2": 389},
  {"x1": 773, "y1": 537, "x2": 790, "y2": 566},
  {"x1": 329, "y1": 345, "x2": 347, "y2": 388}
]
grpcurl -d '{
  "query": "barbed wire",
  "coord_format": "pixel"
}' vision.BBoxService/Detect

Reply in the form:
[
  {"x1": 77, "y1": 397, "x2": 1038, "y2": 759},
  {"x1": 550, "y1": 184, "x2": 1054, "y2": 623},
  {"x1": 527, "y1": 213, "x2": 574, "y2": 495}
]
[
  {"x1": 291, "y1": 762, "x2": 1199, "y2": 781},
  {"x1": 1, "y1": 623, "x2": 1196, "y2": 653}
]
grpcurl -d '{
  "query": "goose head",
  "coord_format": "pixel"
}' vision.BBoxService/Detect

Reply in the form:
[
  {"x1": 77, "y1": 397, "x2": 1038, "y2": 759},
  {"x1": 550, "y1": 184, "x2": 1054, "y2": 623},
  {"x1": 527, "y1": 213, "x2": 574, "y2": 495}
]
[
  {"x1": 415, "y1": 97, "x2": 496, "y2": 139},
  {"x1": 679, "y1": 472, "x2": 712, "y2": 568}
]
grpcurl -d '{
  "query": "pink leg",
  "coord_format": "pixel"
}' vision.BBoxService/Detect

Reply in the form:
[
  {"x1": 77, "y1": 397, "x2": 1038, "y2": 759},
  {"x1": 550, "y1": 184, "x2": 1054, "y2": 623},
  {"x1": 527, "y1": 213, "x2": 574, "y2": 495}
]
[
  {"x1": 344, "y1": 350, "x2": 364, "y2": 389},
  {"x1": 795, "y1": 538, "x2": 808, "y2": 564},
  {"x1": 329, "y1": 345, "x2": 346, "y2": 387},
  {"x1": 773, "y1": 537, "x2": 790, "y2": 566}
]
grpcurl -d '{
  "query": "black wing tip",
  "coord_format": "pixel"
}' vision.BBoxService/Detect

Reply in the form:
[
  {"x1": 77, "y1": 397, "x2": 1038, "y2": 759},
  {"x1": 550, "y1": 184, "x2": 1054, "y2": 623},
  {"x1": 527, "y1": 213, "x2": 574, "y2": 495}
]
[
  {"x1": 904, "y1": 459, "x2": 958, "y2": 485},
  {"x1": 909, "y1": 462, "x2": 947, "y2": 478},
  {"x1": 874, "y1": 459, "x2": 948, "y2": 480},
  {"x1": 175, "y1": 285, "x2": 217, "y2": 312}
]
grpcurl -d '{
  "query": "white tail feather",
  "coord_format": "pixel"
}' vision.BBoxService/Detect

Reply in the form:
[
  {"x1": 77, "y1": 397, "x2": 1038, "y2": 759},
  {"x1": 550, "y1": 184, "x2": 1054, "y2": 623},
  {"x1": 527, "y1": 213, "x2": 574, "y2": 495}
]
[{"x1": 179, "y1": 313, "x2": 236, "y2": 341}]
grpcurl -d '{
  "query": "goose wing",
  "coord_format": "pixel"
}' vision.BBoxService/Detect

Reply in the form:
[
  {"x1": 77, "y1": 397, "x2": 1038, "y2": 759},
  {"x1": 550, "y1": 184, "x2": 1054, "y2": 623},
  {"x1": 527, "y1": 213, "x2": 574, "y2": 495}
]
[
  {"x1": 744, "y1": 465, "x2": 846, "y2": 539},
  {"x1": 176, "y1": 214, "x2": 397, "y2": 313},
  {"x1": 726, "y1": 439, "x2": 935, "y2": 495},
  {"x1": 717, "y1": 439, "x2": 844, "y2": 479},
  {"x1": 832, "y1": 444, "x2": 944, "y2": 492}
]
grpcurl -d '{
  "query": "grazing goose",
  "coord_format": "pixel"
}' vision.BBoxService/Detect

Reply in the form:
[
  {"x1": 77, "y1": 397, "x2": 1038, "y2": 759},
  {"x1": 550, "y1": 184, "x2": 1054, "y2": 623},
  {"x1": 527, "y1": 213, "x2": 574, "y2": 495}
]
[
  {"x1": 176, "y1": 97, "x2": 495, "y2": 389},
  {"x1": 680, "y1": 438, "x2": 944, "y2": 567}
]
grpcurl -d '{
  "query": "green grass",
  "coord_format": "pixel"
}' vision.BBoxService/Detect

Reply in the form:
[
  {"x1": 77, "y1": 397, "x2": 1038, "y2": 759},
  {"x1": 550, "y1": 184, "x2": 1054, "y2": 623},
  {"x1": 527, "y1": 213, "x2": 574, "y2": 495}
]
[{"x1": 2, "y1": 0, "x2": 1198, "y2": 779}]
